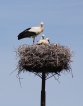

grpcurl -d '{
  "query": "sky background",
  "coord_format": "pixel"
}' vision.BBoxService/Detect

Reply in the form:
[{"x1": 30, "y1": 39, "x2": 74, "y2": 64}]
[{"x1": 0, "y1": 0, "x2": 83, "y2": 106}]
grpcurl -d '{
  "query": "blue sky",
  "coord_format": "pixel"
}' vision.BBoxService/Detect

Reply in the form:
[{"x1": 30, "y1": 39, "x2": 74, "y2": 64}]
[{"x1": 0, "y1": 0, "x2": 83, "y2": 106}]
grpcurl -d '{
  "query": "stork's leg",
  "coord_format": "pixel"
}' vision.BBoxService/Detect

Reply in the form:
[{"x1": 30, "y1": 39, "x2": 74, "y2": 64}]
[{"x1": 33, "y1": 38, "x2": 35, "y2": 44}]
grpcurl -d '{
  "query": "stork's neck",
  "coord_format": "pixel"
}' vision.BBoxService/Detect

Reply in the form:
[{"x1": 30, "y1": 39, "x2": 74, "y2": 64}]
[{"x1": 40, "y1": 26, "x2": 44, "y2": 31}]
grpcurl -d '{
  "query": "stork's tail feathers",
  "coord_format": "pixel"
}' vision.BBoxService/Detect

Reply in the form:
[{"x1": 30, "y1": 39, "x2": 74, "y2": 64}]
[
  {"x1": 18, "y1": 34, "x2": 24, "y2": 40},
  {"x1": 18, "y1": 31, "x2": 36, "y2": 40}
]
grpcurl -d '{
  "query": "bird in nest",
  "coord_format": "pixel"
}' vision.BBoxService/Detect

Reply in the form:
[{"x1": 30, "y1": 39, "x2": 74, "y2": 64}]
[{"x1": 37, "y1": 37, "x2": 50, "y2": 45}]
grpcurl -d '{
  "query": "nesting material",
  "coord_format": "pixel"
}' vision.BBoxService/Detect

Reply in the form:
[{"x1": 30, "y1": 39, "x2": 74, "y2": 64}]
[{"x1": 16, "y1": 44, "x2": 73, "y2": 75}]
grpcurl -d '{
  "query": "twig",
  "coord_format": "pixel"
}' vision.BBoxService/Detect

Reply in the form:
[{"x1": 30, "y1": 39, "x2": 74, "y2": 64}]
[
  {"x1": 9, "y1": 67, "x2": 18, "y2": 75},
  {"x1": 16, "y1": 74, "x2": 23, "y2": 88}
]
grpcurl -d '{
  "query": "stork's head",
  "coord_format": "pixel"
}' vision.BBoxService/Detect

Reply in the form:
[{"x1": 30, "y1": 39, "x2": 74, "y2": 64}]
[
  {"x1": 40, "y1": 22, "x2": 44, "y2": 27},
  {"x1": 42, "y1": 34, "x2": 45, "y2": 39},
  {"x1": 46, "y1": 38, "x2": 50, "y2": 44}
]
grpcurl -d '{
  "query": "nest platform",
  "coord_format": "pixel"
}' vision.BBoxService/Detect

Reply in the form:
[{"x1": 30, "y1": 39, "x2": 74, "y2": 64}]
[{"x1": 16, "y1": 44, "x2": 73, "y2": 76}]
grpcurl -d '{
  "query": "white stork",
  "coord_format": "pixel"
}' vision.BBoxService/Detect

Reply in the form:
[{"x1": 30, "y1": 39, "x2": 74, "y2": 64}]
[
  {"x1": 18, "y1": 22, "x2": 44, "y2": 44},
  {"x1": 37, "y1": 38, "x2": 50, "y2": 45},
  {"x1": 36, "y1": 34, "x2": 44, "y2": 43},
  {"x1": 40, "y1": 34, "x2": 45, "y2": 40}
]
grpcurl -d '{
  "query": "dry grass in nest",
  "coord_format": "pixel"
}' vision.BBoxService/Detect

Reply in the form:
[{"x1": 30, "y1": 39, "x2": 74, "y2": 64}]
[{"x1": 15, "y1": 44, "x2": 73, "y2": 77}]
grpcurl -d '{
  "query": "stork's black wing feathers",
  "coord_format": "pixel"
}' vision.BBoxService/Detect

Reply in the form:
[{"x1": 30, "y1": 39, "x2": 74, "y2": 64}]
[{"x1": 18, "y1": 28, "x2": 36, "y2": 40}]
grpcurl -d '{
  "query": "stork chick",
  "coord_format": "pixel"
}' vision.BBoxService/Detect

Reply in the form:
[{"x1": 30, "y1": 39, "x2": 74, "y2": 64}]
[{"x1": 37, "y1": 38, "x2": 50, "y2": 45}]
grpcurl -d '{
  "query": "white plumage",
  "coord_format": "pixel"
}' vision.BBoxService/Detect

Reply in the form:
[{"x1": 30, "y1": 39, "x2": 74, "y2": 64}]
[
  {"x1": 18, "y1": 22, "x2": 44, "y2": 44},
  {"x1": 37, "y1": 38, "x2": 50, "y2": 45},
  {"x1": 40, "y1": 34, "x2": 45, "y2": 40},
  {"x1": 36, "y1": 34, "x2": 44, "y2": 43},
  {"x1": 53, "y1": 43, "x2": 58, "y2": 46}
]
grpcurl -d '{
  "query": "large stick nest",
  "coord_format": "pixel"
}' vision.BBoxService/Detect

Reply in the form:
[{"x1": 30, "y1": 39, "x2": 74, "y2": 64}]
[{"x1": 16, "y1": 44, "x2": 73, "y2": 75}]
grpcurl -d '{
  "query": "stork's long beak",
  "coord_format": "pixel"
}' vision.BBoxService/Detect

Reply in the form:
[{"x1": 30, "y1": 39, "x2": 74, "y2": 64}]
[
  {"x1": 43, "y1": 36, "x2": 44, "y2": 39},
  {"x1": 49, "y1": 40, "x2": 50, "y2": 44},
  {"x1": 40, "y1": 24, "x2": 43, "y2": 27}
]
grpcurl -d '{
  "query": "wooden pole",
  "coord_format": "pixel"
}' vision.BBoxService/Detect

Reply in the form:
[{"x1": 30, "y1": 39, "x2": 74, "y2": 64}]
[{"x1": 41, "y1": 71, "x2": 46, "y2": 106}]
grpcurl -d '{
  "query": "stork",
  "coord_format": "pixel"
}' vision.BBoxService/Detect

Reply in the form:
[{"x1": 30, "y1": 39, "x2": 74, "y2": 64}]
[
  {"x1": 37, "y1": 38, "x2": 50, "y2": 45},
  {"x1": 36, "y1": 34, "x2": 45, "y2": 44},
  {"x1": 18, "y1": 22, "x2": 44, "y2": 44},
  {"x1": 40, "y1": 34, "x2": 45, "y2": 40}
]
